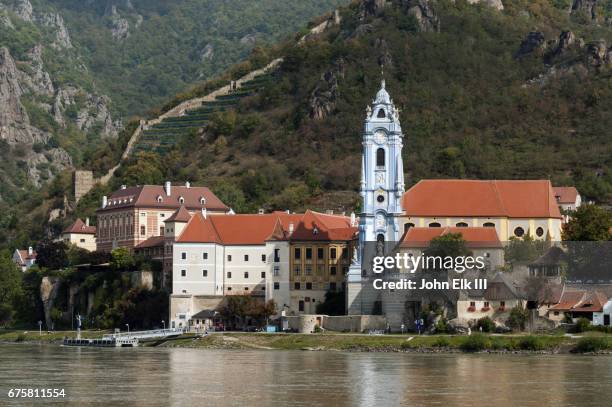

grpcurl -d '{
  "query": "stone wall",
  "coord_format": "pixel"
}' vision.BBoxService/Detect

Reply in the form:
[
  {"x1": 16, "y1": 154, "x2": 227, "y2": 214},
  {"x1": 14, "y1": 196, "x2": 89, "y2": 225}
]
[{"x1": 285, "y1": 314, "x2": 387, "y2": 333}]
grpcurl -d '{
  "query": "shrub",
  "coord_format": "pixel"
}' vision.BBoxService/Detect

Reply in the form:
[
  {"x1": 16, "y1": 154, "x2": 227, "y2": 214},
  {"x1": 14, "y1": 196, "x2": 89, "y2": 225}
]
[
  {"x1": 574, "y1": 318, "x2": 591, "y2": 333},
  {"x1": 313, "y1": 325, "x2": 322, "y2": 333},
  {"x1": 475, "y1": 317, "x2": 495, "y2": 333},
  {"x1": 518, "y1": 335, "x2": 546, "y2": 351},
  {"x1": 433, "y1": 337, "x2": 450, "y2": 347},
  {"x1": 506, "y1": 306, "x2": 528, "y2": 331},
  {"x1": 573, "y1": 337, "x2": 610, "y2": 353},
  {"x1": 460, "y1": 334, "x2": 491, "y2": 352},
  {"x1": 434, "y1": 317, "x2": 449, "y2": 334},
  {"x1": 15, "y1": 334, "x2": 26, "y2": 342}
]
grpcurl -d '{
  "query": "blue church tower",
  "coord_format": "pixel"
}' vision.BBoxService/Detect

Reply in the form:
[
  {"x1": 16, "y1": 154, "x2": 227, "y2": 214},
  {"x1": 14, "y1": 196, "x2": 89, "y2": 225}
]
[{"x1": 347, "y1": 80, "x2": 405, "y2": 315}]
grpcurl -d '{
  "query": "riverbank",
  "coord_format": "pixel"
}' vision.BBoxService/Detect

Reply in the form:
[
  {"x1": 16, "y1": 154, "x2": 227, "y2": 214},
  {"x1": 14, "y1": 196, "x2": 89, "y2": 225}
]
[
  {"x1": 159, "y1": 332, "x2": 612, "y2": 354},
  {"x1": 2, "y1": 330, "x2": 611, "y2": 354}
]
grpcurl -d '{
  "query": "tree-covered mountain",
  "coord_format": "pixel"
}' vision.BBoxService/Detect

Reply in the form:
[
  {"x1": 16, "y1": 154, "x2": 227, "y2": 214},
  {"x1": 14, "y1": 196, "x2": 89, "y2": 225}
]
[
  {"x1": 0, "y1": 0, "x2": 347, "y2": 243},
  {"x1": 2, "y1": 0, "x2": 612, "y2": 250}
]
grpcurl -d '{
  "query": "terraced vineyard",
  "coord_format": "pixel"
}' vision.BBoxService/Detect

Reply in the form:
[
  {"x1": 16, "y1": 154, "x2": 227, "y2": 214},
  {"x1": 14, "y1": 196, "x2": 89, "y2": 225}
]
[{"x1": 133, "y1": 73, "x2": 275, "y2": 155}]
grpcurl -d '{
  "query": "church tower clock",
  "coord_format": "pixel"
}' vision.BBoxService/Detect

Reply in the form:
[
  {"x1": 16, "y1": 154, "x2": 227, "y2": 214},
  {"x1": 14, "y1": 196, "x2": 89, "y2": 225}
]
[{"x1": 347, "y1": 80, "x2": 405, "y2": 315}]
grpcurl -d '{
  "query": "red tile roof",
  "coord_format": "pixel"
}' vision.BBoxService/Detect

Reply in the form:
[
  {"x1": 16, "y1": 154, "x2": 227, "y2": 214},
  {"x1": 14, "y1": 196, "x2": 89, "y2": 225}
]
[
  {"x1": 570, "y1": 291, "x2": 609, "y2": 313},
  {"x1": 402, "y1": 180, "x2": 562, "y2": 219},
  {"x1": 176, "y1": 211, "x2": 356, "y2": 245},
  {"x1": 17, "y1": 249, "x2": 37, "y2": 262},
  {"x1": 135, "y1": 236, "x2": 165, "y2": 249},
  {"x1": 98, "y1": 184, "x2": 228, "y2": 212},
  {"x1": 400, "y1": 227, "x2": 502, "y2": 249},
  {"x1": 63, "y1": 218, "x2": 96, "y2": 235},
  {"x1": 165, "y1": 206, "x2": 192, "y2": 223},
  {"x1": 550, "y1": 290, "x2": 587, "y2": 311},
  {"x1": 553, "y1": 187, "x2": 579, "y2": 204}
]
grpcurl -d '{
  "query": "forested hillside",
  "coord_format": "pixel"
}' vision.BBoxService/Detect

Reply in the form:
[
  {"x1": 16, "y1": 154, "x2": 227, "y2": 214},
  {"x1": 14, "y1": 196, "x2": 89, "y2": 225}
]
[{"x1": 2, "y1": 0, "x2": 612, "y2": 250}]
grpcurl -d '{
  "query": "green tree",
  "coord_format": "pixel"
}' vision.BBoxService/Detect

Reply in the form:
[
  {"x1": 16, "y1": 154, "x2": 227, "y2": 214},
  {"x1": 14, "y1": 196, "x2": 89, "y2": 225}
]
[
  {"x1": 110, "y1": 248, "x2": 136, "y2": 271},
  {"x1": 36, "y1": 240, "x2": 69, "y2": 270},
  {"x1": 0, "y1": 256, "x2": 23, "y2": 326},
  {"x1": 562, "y1": 204, "x2": 612, "y2": 242}
]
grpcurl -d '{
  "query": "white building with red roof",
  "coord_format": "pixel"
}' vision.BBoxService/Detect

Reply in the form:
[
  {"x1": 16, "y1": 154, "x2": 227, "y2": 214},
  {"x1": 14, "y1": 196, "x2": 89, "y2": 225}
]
[
  {"x1": 61, "y1": 218, "x2": 97, "y2": 252},
  {"x1": 12, "y1": 247, "x2": 37, "y2": 272},
  {"x1": 169, "y1": 210, "x2": 357, "y2": 329}
]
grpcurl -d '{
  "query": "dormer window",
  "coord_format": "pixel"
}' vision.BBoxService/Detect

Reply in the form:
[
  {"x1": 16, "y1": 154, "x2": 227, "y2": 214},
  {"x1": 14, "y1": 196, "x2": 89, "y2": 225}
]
[
  {"x1": 200, "y1": 197, "x2": 206, "y2": 205},
  {"x1": 178, "y1": 196, "x2": 185, "y2": 204},
  {"x1": 157, "y1": 195, "x2": 163, "y2": 203},
  {"x1": 313, "y1": 227, "x2": 319, "y2": 235}
]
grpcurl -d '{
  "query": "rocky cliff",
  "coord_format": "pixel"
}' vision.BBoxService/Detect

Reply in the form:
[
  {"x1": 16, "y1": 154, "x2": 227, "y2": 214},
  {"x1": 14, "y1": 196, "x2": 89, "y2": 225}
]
[{"x1": 0, "y1": 0, "x2": 121, "y2": 188}]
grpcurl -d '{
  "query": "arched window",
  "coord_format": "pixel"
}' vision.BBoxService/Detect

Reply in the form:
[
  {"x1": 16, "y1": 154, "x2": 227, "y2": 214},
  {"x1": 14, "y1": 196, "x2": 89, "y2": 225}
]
[
  {"x1": 178, "y1": 196, "x2": 185, "y2": 204},
  {"x1": 377, "y1": 108, "x2": 386, "y2": 118},
  {"x1": 514, "y1": 227, "x2": 525, "y2": 237},
  {"x1": 536, "y1": 227, "x2": 544, "y2": 237},
  {"x1": 429, "y1": 222, "x2": 441, "y2": 228},
  {"x1": 376, "y1": 148, "x2": 385, "y2": 167},
  {"x1": 456, "y1": 222, "x2": 469, "y2": 227},
  {"x1": 483, "y1": 222, "x2": 495, "y2": 228}
]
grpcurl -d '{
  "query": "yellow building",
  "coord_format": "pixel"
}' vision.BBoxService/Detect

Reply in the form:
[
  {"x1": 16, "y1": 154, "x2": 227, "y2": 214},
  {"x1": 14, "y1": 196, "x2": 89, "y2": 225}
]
[
  {"x1": 61, "y1": 218, "x2": 97, "y2": 252},
  {"x1": 401, "y1": 180, "x2": 563, "y2": 242},
  {"x1": 288, "y1": 211, "x2": 357, "y2": 314}
]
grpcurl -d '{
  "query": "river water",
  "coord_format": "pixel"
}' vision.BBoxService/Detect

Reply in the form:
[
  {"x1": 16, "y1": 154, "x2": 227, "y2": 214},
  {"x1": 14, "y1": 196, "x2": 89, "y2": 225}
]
[{"x1": 0, "y1": 343, "x2": 610, "y2": 406}]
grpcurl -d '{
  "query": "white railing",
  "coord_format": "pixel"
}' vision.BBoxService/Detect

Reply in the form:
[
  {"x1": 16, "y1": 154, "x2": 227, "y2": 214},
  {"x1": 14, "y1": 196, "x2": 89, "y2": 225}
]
[{"x1": 102, "y1": 328, "x2": 184, "y2": 340}]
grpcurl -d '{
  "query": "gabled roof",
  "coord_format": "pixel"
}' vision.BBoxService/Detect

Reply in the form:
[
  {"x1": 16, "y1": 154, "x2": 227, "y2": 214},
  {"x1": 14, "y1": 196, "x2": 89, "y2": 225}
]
[
  {"x1": 530, "y1": 246, "x2": 566, "y2": 266},
  {"x1": 63, "y1": 218, "x2": 96, "y2": 235},
  {"x1": 570, "y1": 291, "x2": 609, "y2": 313},
  {"x1": 289, "y1": 210, "x2": 357, "y2": 242},
  {"x1": 99, "y1": 184, "x2": 228, "y2": 212},
  {"x1": 176, "y1": 211, "x2": 355, "y2": 245},
  {"x1": 16, "y1": 249, "x2": 37, "y2": 263},
  {"x1": 484, "y1": 272, "x2": 522, "y2": 300},
  {"x1": 166, "y1": 206, "x2": 192, "y2": 223},
  {"x1": 400, "y1": 227, "x2": 502, "y2": 249},
  {"x1": 553, "y1": 187, "x2": 579, "y2": 204},
  {"x1": 402, "y1": 180, "x2": 562, "y2": 219},
  {"x1": 550, "y1": 290, "x2": 587, "y2": 311},
  {"x1": 177, "y1": 213, "x2": 222, "y2": 244}
]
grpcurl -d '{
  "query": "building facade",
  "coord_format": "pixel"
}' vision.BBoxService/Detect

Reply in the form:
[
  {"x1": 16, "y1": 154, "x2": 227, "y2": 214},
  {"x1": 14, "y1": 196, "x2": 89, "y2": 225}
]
[
  {"x1": 169, "y1": 211, "x2": 356, "y2": 329},
  {"x1": 61, "y1": 218, "x2": 97, "y2": 252},
  {"x1": 96, "y1": 181, "x2": 229, "y2": 253}
]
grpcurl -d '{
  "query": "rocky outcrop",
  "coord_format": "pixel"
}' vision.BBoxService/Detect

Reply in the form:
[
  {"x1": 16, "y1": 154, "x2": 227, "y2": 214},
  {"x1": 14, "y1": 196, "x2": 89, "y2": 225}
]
[
  {"x1": 200, "y1": 44, "x2": 214, "y2": 61},
  {"x1": 571, "y1": 0, "x2": 597, "y2": 21},
  {"x1": 11, "y1": 0, "x2": 34, "y2": 22},
  {"x1": 375, "y1": 37, "x2": 393, "y2": 68},
  {"x1": 309, "y1": 59, "x2": 346, "y2": 120},
  {"x1": 516, "y1": 31, "x2": 547, "y2": 58},
  {"x1": 402, "y1": 0, "x2": 440, "y2": 32},
  {"x1": 360, "y1": 0, "x2": 389, "y2": 20},
  {"x1": 108, "y1": 5, "x2": 130, "y2": 40},
  {"x1": 0, "y1": 47, "x2": 72, "y2": 186},
  {"x1": 37, "y1": 12, "x2": 73, "y2": 49},
  {"x1": 239, "y1": 34, "x2": 258, "y2": 46},
  {"x1": 586, "y1": 40, "x2": 612, "y2": 68},
  {"x1": 466, "y1": 0, "x2": 504, "y2": 10}
]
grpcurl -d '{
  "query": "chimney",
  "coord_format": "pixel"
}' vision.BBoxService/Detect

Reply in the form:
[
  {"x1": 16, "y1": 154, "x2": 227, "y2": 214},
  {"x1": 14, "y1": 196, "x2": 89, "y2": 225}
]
[
  {"x1": 28, "y1": 246, "x2": 33, "y2": 256},
  {"x1": 102, "y1": 196, "x2": 108, "y2": 208},
  {"x1": 85, "y1": 217, "x2": 90, "y2": 227},
  {"x1": 185, "y1": 181, "x2": 191, "y2": 188},
  {"x1": 202, "y1": 208, "x2": 207, "y2": 219},
  {"x1": 289, "y1": 223, "x2": 294, "y2": 236},
  {"x1": 121, "y1": 184, "x2": 126, "y2": 190},
  {"x1": 165, "y1": 181, "x2": 171, "y2": 196},
  {"x1": 350, "y1": 212, "x2": 356, "y2": 227}
]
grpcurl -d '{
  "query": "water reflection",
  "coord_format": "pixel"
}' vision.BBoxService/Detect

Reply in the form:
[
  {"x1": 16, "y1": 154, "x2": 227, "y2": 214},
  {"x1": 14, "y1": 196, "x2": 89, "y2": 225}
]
[{"x1": 0, "y1": 344, "x2": 611, "y2": 406}]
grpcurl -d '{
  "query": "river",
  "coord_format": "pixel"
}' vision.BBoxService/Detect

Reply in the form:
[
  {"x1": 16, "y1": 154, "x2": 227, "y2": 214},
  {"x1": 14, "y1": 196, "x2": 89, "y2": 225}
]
[{"x1": 0, "y1": 343, "x2": 610, "y2": 406}]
